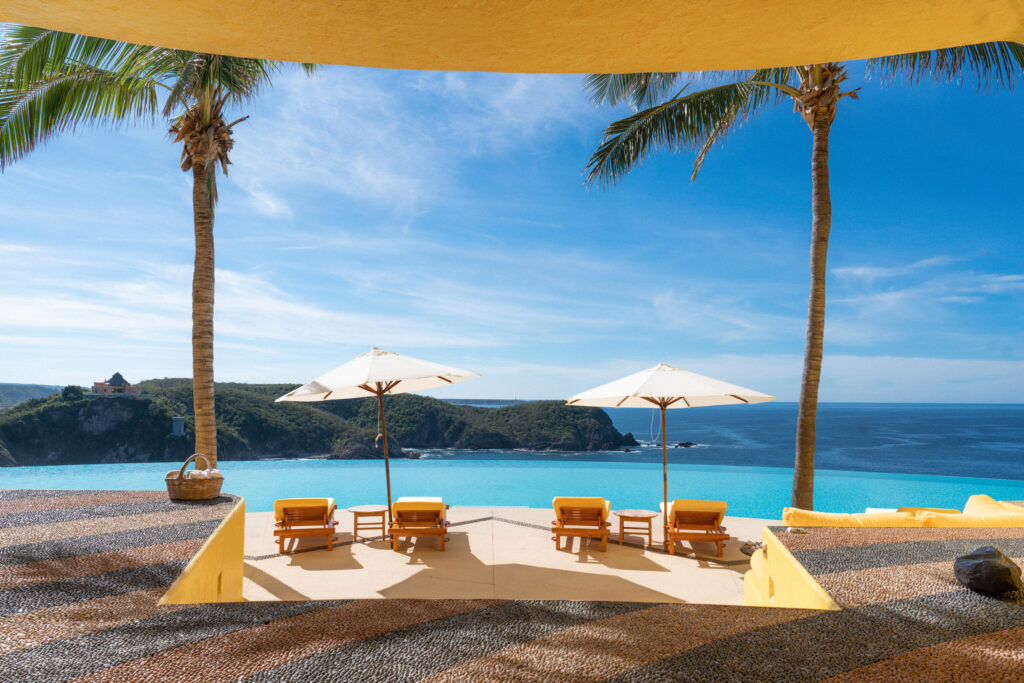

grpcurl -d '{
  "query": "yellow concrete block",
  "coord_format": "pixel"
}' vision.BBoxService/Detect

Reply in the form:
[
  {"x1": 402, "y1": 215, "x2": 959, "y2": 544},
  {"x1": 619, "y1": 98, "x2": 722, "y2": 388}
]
[
  {"x1": 761, "y1": 528, "x2": 840, "y2": 611},
  {"x1": 160, "y1": 498, "x2": 245, "y2": 604}
]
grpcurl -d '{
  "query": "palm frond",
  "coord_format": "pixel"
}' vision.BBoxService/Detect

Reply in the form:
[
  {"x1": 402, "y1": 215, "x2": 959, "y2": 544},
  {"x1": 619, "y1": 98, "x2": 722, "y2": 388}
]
[
  {"x1": 1, "y1": 23, "x2": 317, "y2": 171},
  {"x1": 584, "y1": 72, "x2": 683, "y2": 109},
  {"x1": 585, "y1": 80, "x2": 772, "y2": 187},
  {"x1": 0, "y1": 26, "x2": 160, "y2": 88},
  {"x1": 0, "y1": 67, "x2": 159, "y2": 168},
  {"x1": 866, "y1": 41, "x2": 1024, "y2": 90},
  {"x1": 747, "y1": 66, "x2": 798, "y2": 106}
]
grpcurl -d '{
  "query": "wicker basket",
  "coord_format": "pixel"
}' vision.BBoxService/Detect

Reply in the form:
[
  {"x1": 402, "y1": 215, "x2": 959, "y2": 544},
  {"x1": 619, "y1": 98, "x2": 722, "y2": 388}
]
[{"x1": 165, "y1": 453, "x2": 224, "y2": 501}]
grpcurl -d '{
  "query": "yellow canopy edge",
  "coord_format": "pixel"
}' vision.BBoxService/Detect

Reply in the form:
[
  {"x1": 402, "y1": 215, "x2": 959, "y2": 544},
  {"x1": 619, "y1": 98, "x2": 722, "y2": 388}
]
[{"x1": 4, "y1": 1, "x2": 1022, "y2": 72}]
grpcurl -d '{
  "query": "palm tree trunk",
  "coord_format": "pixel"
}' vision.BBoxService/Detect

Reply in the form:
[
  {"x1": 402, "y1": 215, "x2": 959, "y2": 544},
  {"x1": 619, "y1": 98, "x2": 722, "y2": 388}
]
[
  {"x1": 793, "y1": 109, "x2": 833, "y2": 510},
  {"x1": 191, "y1": 163, "x2": 217, "y2": 466}
]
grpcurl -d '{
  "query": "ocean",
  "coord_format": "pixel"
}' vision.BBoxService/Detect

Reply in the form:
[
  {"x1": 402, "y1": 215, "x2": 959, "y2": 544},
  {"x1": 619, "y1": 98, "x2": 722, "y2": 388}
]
[
  {"x1": 2, "y1": 402, "x2": 1021, "y2": 515},
  {"x1": 429, "y1": 402, "x2": 1024, "y2": 481}
]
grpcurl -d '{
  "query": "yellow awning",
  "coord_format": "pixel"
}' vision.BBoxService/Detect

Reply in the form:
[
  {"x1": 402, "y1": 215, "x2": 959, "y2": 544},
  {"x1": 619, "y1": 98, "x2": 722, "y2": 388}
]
[{"x1": 3, "y1": 1, "x2": 1022, "y2": 72}]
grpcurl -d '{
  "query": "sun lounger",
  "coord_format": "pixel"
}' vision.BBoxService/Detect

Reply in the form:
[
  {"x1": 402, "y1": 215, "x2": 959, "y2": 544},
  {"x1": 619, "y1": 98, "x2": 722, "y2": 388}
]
[
  {"x1": 272, "y1": 497, "x2": 337, "y2": 553},
  {"x1": 552, "y1": 496, "x2": 611, "y2": 551},
  {"x1": 661, "y1": 499, "x2": 730, "y2": 557},
  {"x1": 390, "y1": 497, "x2": 450, "y2": 550}
]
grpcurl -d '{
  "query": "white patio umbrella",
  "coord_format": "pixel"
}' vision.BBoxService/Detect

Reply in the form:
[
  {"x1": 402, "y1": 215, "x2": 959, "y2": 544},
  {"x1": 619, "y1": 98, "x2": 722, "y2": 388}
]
[
  {"x1": 566, "y1": 363, "x2": 774, "y2": 550},
  {"x1": 276, "y1": 347, "x2": 479, "y2": 521}
]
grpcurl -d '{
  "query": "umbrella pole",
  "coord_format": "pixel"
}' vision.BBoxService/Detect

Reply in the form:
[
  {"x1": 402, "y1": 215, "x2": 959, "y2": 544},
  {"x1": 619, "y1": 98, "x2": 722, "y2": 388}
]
[
  {"x1": 661, "y1": 403, "x2": 669, "y2": 552},
  {"x1": 378, "y1": 390, "x2": 393, "y2": 526}
]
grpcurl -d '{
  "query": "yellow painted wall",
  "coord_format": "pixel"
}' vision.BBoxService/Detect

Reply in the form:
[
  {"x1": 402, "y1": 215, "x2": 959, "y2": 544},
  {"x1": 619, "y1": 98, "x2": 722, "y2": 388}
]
[
  {"x1": 160, "y1": 497, "x2": 245, "y2": 604},
  {"x1": 742, "y1": 528, "x2": 840, "y2": 610},
  {"x1": 4, "y1": 1, "x2": 1023, "y2": 73}
]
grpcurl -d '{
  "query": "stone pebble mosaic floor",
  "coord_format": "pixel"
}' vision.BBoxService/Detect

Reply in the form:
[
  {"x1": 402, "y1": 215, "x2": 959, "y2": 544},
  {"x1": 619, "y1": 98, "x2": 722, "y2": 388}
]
[{"x1": 1, "y1": 489, "x2": 1023, "y2": 681}]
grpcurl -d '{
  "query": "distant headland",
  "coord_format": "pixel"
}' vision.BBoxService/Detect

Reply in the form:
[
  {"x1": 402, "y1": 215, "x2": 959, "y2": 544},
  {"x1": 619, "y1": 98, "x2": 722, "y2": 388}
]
[{"x1": 0, "y1": 379, "x2": 637, "y2": 466}]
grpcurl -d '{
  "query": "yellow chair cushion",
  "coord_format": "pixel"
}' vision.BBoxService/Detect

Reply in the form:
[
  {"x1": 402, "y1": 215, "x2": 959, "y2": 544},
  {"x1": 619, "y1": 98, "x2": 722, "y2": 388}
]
[
  {"x1": 660, "y1": 499, "x2": 727, "y2": 523},
  {"x1": 552, "y1": 496, "x2": 610, "y2": 522},
  {"x1": 919, "y1": 511, "x2": 1024, "y2": 528},
  {"x1": 783, "y1": 495, "x2": 1024, "y2": 528},
  {"x1": 782, "y1": 508, "x2": 861, "y2": 527},
  {"x1": 850, "y1": 511, "x2": 921, "y2": 527},
  {"x1": 963, "y1": 495, "x2": 1024, "y2": 517},
  {"x1": 783, "y1": 509, "x2": 921, "y2": 527},
  {"x1": 392, "y1": 497, "x2": 446, "y2": 522},
  {"x1": 897, "y1": 507, "x2": 961, "y2": 515},
  {"x1": 274, "y1": 497, "x2": 334, "y2": 522}
]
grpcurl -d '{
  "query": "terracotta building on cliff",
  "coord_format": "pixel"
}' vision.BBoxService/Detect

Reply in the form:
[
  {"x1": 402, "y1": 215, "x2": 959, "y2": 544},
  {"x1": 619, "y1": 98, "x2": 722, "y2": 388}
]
[{"x1": 91, "y1": 372, "x2": 141, "y2": 396}]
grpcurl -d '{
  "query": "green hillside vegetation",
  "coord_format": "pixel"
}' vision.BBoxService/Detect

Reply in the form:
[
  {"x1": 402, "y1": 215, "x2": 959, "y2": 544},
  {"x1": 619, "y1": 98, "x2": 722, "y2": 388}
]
[
  {"x1": 0, "y1": 378, "x2": 636, "y2": 466},
  {"x1": 0, "y1": 383, "x2": 62, "y2": 409}
]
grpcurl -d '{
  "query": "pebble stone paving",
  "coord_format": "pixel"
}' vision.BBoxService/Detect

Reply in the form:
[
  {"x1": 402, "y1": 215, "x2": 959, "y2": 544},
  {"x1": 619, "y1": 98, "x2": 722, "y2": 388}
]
[{"x1": 1, "y1": 489, "x2": 1022, "y2": 681}]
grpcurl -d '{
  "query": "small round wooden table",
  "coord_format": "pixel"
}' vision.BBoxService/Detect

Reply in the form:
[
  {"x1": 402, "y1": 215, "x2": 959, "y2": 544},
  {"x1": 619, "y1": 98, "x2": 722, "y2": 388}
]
[
  {"x1": 349, "y1": 504, "x2": 387, "y2": 541},
  {"x1": 612, "y1": 509, "x2": 659, "y2": 547}
]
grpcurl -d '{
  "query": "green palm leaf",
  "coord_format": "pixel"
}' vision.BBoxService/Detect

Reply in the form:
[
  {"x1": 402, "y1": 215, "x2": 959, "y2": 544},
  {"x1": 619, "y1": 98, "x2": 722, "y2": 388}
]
[
  {"x1": 867, "y1": 42, "x2": 1024, "y2": 89},
  {"x1": 584, "y1": 72, "x2": 683, "y2": 109},
  {"x1": 0, "y1": 66, "x2": 159, "y2": 168},
  {"x1": 585, "y1": 77, "x2": 790, "y2": 186}
]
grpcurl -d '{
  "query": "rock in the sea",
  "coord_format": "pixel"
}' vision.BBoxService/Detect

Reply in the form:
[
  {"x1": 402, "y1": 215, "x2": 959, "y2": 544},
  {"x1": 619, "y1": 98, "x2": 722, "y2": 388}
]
[
  {"x1": 954, "y1": 546, "x2": 1024, "y2": 595},
  {"x1": 674, "y1": 441, "x2": 697, "y2": 448},
  {"x1": 329, "y1": 436, "x2": 407, "y2": 460}
]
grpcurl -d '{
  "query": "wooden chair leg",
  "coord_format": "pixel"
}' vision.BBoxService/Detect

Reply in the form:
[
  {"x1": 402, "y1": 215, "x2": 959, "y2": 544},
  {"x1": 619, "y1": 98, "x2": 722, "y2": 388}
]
[
  {"x1": 278, "y1": 537, "x2": 284, "y2": 554},
  {"x1": 716, "y1": 541, "x2": 723, "y2": 557},
  {"x1": 327, "y1": 533, "x2": 333, "y2": 551},
  {"x1": 601, "y1": 534, "x2": 607, "y2": 552},
  {"x1": 440, "y1": 534, "x2": 445, "y2": 551},
  {"x1": 668, "y1": 540, "x2": 675, "y2": 555}
]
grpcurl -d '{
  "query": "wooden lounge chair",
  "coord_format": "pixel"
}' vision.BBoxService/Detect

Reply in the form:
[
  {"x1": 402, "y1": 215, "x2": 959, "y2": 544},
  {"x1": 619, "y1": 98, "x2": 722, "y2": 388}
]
[
  {"x1": 662, "y1": 499, "x2": 730, "y2": 557},
  {"x1": 390, "y1": 497, "x2": 450, "y2": 551},
  {"x1": 552, "y1": 496, "x2": 611, "y2": 551},
  {"x1": 273, "y1": 497, "x2": 337, "y2": 554}
]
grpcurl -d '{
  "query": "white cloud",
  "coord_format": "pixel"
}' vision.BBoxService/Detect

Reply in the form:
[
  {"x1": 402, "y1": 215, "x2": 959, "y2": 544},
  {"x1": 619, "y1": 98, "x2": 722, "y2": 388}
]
[
  {"x1": 650, "y1": 289, "x2": 803, "y2": 343},
  {"x1": 826, "y1": 260, "x2": 1024, "y2": 347},
  {"x1": 0, "y1": 243, "x2": 37, "y2": 255},
  {"x1": 832, "y1": 256, "x2": 953, "y2": 281},
  {"x1": 237, "y1": 177, "x2": 293, "y2": 217},
  {"x1": 427, "y1": 353, "x2": 1024, "y2": 403},
  {"x1": 223, "y1": 69, "x2": 595, "y2": 221}
]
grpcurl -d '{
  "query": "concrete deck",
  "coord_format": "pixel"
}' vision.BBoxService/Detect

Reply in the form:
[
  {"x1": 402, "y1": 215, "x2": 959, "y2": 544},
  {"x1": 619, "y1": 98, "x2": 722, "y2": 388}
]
[
  {"x1": 243, "y1": 507, "x2": 775, "y2": 604},
  {"x1": 6, "y1": 488, "x2": 1024, "y2": 681}
]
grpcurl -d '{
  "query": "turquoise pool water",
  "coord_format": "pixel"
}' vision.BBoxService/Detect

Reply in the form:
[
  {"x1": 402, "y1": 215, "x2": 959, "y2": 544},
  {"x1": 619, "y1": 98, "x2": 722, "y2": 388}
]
[{"x1": 4, "y1": 458, "x2": 1024, "y2": 518}]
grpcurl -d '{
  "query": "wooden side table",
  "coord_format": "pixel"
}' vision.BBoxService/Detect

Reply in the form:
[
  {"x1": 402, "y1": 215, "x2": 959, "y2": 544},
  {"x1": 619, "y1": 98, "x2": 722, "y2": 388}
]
[
  {"x1": 612, "y1": 509, "x2": 658, "y2": 547},
  {"x1": 349, "y1": 504, "x2": 387, "y2": 541}
]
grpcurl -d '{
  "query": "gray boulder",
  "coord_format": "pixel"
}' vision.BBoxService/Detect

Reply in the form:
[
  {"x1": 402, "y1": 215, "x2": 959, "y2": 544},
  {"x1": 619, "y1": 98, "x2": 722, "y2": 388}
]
[{"x1": 954, "y1": 546, "x2": 1024, "y2": 595}]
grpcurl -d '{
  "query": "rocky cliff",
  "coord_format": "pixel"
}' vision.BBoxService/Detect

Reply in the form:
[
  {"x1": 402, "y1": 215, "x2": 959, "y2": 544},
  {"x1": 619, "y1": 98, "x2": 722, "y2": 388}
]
[{"x1": 0, "y1": 379, "x2": 637, "y2": 466}]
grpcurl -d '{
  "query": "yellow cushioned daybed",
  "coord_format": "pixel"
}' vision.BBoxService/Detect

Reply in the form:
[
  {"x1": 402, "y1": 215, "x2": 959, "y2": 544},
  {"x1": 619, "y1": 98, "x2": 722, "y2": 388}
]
[
  {"x1": 552, "y1": 496, "x2": 611, "y2": 551},
  {"x1": 660, "y1": 499, "x2": 731, "y2": 557},
  {"x1": 273, "y1": 497, "x2": 337, "y2": 553},
  {"x1": 782, "y1": 495, "x2": 1024, "y2": 528},
  {"x1": 390, "y1": 497, "x2": 449, "y2": 551}
]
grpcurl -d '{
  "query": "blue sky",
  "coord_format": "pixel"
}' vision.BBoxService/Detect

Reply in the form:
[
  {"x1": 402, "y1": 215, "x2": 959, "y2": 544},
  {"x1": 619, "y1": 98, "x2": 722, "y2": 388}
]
[{"x1": 0, "y1": 62, "x2": 1022, "y2": 401}]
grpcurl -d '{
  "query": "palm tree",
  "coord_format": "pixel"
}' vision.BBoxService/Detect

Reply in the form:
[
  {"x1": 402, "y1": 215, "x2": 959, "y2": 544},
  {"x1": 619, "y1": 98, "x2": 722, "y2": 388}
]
[
  {"x1": 0, "y1": 26, "x2": 317, "y2": 466},
  {"x1": 585, "y1": 44, "x2": 1023, "y2": 509}
]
